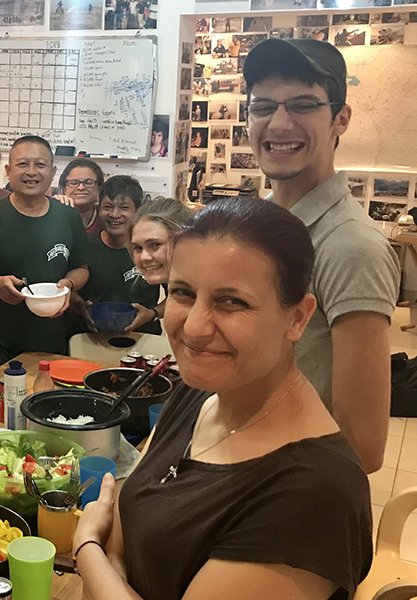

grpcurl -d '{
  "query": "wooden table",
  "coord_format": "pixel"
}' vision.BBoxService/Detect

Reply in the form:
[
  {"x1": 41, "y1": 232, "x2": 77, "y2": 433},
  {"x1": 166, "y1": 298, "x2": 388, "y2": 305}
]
[{"x1": 0, "y1": 351, "x2": 117, "y2": 600}]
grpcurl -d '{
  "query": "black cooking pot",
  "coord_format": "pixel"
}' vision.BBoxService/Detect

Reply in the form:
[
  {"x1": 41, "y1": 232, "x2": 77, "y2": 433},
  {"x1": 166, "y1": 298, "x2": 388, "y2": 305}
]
[
  {"x1": 0, "y1": 505, "x2": 31, "y2": 578},
  {"x1": 21, "y1": 389, "x2": 130, "y2": 460},
  {"x1": 84, "y1": 368, "x2": 173, "y2": 439}
]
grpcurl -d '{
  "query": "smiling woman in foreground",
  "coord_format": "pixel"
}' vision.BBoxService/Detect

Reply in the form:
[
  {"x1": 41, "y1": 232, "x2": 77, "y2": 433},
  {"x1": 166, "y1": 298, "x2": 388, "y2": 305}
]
[{"x1": 73, "y1": 198, "x2": 373, "y2": 600}]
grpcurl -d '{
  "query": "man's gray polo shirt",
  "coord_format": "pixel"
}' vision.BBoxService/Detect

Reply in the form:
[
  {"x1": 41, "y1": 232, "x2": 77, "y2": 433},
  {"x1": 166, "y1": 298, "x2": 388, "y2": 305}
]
[{"x1": 283, "y1": 171, "x2": 400, "y2": 411}]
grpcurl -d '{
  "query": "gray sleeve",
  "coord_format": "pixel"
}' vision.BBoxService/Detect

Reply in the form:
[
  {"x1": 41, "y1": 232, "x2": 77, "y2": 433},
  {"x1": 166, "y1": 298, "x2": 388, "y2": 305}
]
[{"x1": 314, "y1": 223, "x2": 400, "y2": 327}]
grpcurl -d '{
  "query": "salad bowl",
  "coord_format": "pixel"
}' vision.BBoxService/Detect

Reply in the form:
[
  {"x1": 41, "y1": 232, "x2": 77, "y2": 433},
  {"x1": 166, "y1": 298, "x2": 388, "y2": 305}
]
[{"x1": 0, "y1": 431, "x2": 86, "y2": 518}]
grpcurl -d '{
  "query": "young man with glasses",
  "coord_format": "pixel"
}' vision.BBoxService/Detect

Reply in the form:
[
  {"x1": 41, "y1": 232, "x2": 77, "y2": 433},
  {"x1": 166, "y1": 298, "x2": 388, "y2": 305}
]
[
  {"x1": 244, "y1": 39, "x2": 400, "y2": 473},
  {"x1": 0, "y1": 136, "x2": 89, "y2": 363},
  {"x1": 55, "y1": 158, "x2": 104, "y2": 232}
]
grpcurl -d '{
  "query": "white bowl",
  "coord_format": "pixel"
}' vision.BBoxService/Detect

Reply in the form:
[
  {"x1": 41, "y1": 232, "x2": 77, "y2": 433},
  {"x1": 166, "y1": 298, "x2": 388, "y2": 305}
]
[{"x1": 21, "y1": 282, "x2": 69, "y2": 317}]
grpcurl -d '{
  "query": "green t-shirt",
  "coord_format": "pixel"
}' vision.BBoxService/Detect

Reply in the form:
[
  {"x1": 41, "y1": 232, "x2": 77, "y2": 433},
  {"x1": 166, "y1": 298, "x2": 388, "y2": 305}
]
[
  {"x1": 80, "y1": 232, "x2": 161, "y2": 335},
  {"x1": 0, "y1": 196, "x2": 89, "y2": 359}
]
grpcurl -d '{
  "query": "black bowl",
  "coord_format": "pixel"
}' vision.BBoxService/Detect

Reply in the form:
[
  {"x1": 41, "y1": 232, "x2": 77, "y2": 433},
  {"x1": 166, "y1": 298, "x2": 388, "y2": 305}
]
[
  {"x1": 0, "y1": 505, "x2": 31, "y2": 578},
  {"x1": 84, "y1": 368, "x2": 173, "y2": 438}
]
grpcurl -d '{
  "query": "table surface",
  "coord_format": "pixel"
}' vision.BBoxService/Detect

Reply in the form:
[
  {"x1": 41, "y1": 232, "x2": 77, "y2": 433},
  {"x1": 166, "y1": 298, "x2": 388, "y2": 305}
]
[{"x1": 0, "y1": 351, "x2": 115, "y2": 600}]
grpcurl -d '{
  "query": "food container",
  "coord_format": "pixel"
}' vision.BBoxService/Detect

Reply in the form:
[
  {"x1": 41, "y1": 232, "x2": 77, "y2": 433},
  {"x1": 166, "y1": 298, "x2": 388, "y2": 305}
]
[
  {"x1": 0, "y1": 505, "x2": 31, "y2": 580},
  {"x1": 84, "y1": 368, "x2": 173, "y2": 439},
  {"x1": 0, "y1": 431, "x2": 86, "y2": 518},
  {"x1": 21, "y1": 389, "x2": 130, "y2": 462},
  {"x1": 20, "y1": 283, "x2": 69, "y2": 318}
]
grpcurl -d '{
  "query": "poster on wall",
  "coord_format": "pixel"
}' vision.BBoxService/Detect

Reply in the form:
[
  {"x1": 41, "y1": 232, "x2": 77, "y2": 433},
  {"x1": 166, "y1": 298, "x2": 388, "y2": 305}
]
[
  {"x1": 251, "y1": 0, "x2": 316, "y2": 9},
  {"x1": 1, "y1": 0, "x2": 44, "y2": 26},
  {"x1": 150, "y1": 115, "x2": 169, "y2": 158},
  {"x1": 369, "y1": 201, "x2": 407, "y2": 221},
  {"x1": 104, "y1": 0, "x2": 157, "y2": 30},
  {"x1": 50, "y1": 0, "x2": 102, "y2": 30}
]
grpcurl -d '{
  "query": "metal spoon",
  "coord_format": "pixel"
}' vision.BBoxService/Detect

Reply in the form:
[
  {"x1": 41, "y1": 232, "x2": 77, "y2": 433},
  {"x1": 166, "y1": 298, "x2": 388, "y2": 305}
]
[{"x1": 22, "y1": 277, "x2": 35, "y2": 295}]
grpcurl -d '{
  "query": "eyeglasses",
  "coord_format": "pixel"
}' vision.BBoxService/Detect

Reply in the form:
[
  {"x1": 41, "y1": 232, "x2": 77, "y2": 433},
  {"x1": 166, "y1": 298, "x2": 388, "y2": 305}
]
[
  {"x1": 66, "y1": 179, "x2": 97, "y2": 188},
  {"x1": 247, "y1": 98, "x2": 338, "y2": 119}
]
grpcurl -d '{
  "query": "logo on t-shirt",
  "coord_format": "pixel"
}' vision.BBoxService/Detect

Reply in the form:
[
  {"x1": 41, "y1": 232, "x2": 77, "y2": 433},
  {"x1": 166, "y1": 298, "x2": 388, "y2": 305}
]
[
  {"x1": 123, "y1": 266, "x2": 140, "y2": 282},
  {"x1": 47, "y1": 244, "x2": 70, "y2": 261}
]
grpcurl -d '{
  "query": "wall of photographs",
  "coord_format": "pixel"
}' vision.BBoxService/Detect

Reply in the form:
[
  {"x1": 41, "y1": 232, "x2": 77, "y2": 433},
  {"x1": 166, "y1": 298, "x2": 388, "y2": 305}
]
[
  {"x1": 195, "y1": 0, "x2": 416, "y2": 13},
  {"x1": 187, "y1": 10, "x2": 417, "y2": 211}
]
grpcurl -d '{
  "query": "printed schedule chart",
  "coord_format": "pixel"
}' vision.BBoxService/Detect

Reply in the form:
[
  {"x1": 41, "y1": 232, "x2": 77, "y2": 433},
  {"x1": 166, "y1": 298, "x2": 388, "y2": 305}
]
[{"x1": 0, "y1": 48, "x2": 79, "y2": 130}]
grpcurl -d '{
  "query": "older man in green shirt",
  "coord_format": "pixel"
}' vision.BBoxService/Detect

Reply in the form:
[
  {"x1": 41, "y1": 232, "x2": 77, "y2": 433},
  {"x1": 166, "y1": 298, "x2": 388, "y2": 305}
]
[{"x1": 0, "y1": 135, "x2": 89, "y2": 363}]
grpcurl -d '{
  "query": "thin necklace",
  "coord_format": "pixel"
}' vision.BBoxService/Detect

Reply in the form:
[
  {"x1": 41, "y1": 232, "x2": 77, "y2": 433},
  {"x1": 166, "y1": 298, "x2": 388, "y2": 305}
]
[{"x1": 159, "y1": 370, "x2": 300, "y2": 484}]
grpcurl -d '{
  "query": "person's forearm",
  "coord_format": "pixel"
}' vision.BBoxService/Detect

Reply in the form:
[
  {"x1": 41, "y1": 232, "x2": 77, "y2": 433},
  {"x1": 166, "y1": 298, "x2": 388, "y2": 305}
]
[
  {"x1": 64, "y1": 266, "x2": 89, "y2": 291},
  {"x1": 154, "y1": 299, "x2": 166, "y2": 319},
  {"x1": 77, "y1": 544, "x2": 142, "y2": 600},
  {"x1": 331, "y1": 313, "x2": 391, "y2": 474}
]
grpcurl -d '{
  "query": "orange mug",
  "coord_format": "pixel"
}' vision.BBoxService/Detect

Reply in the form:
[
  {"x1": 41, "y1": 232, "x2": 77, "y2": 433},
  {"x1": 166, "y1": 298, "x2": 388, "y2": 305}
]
[{"x1": 37, "y1": 490, "x2": 81, "y2": 554}]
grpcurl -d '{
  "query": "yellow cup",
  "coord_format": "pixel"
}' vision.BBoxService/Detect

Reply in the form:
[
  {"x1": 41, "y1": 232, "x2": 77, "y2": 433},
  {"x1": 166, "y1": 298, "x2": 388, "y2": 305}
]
[{"x1": 37, "y1": 490, "x2": 81, "y2": 554}]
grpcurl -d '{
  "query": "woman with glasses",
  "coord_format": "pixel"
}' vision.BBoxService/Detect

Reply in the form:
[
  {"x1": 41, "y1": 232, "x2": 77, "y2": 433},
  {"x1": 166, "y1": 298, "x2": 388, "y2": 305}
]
[{"x1": 55, "y1": 158, "x2": 104, "y2": 232}]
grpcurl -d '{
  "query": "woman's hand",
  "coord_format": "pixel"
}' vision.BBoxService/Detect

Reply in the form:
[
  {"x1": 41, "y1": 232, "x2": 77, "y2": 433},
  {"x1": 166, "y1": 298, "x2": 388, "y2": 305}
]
[
  {"x1": 53, "y1": 194, "x2": 75, "y2": 208},
  {"x1": 124, "y1": 303, "x2": 154, "y2": 332},
  {"x1": 73, "y1": 472, "x2": 116, "y2": 554}
]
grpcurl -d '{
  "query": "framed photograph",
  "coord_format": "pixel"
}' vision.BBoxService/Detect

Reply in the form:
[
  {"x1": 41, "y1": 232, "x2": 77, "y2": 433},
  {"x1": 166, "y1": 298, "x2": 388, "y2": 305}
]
[
  {"x1": 195, "y1": 35, "x2": 212, "y2": 55},
  {"x1": 236, "y1": 34, "x2": 268, "y2": 54},
  {"x1": 239, "y1": 100, "x2": 247, "y2": 122},
  {"x1": 175, "y1": 170, "x2": 188, "y2": 203},
  {"x1": 1, "y1": 0, "x2": 44, "y2": 26},
  {"x1": 348, "y1": 176, "x2": 367, "y2": 198},
  {"x1": 269, "y1": 28, "x2": 295, "y2": 39},
  {"x1": 213, "y1": 142, "x2": 226, "y2": 159},
  {"x1": 174, "y1": 121, "x2": 190, "y2": 165},
  {"x1": 232, "y1": 125, "x2": 250, "y2": 147},
  {"x1": 332, "y1": 14, "x2": 370, "y2": 25},
  {"x1": 209, "y1": 99, "x2": 238, "y2": 121},
  {"x1": 298, "y1": 27, "x2": 329, "y2": 40},
  {"x1": 150, "y1": 115, "x2": 170, "y2": 158},
  {"x1": 191, "y1": 127, "x2": 209, "y2": 149},
  {"x1": 189, "y1": 151, "x2": 207, "y2": 172},
  {"x1": 211, "y1": 57, "x2": 238, "y2": 76},
  {"x1": 243, "y1": 17, "x2": 272, "y2": 32},
  {"x1": 193, "y1": 78, "x2": 211, "y2": 96},
  {"x1": 373, "y1": 178, "x2": 409, "y2": 197},
  {"x1": 210, "y1": 163, "x2": 227, "y2": 174},
  {"x1": 104, "y1": 0, "x2": 157, "y2": 30},
  {"x1": 370, "y1": 12, "x2": 409, "y2": 23},
  {"x1": 369, "y1": 201, "x2": 407, "y2": 221},
  {"x1": 211, "y1": 17, "x2": 242, "y2": 33},
  {"x1": 181, "y1": 42, "x2": 193, "y2": 64},
  {"x1": 333, "y1": 26, "x2": 367, "y2": 46},
  {"x1": 192, "y1": 101, "x2": 208, "y2": 122},
  {"x1": 231, "y1": 152, "x2": 259, "y2": 169},
  {"x1": 51, "y1": 0, "x2": 100, "y2": 30},
  {"x1": 211, "y1": 126, "x2": 231, "y2": 140},
  {"x1": 196, "y1": 17, "x2": 210, "y2": 33},
  {"x1": 210, "y1": 78, "x2": 240, "y2": 94},
  {"x1": 180, "y1": 68, "x2": 192, "y2": 91},
  {"x1": 251, "y1": 0, "x2": 315, "y2": 7},
  {"x1": 370, "y1": 26, "x2": 405, "y2": 44},
  {"x1": 179, "y1": 95, "x2": 191, "y2": 121},
  {"x1": 297, "y1": 14, "x2": 329, "y2": 26},
  {"x1": 241, "y1": 175, "x2": 262, "y2": 190}
]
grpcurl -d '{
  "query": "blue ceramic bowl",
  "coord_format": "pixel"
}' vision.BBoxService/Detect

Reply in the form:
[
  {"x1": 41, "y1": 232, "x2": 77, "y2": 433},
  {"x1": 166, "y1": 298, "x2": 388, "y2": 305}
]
[{"x1": 90, "y1": 302, "x2": 137, "y2": 334}]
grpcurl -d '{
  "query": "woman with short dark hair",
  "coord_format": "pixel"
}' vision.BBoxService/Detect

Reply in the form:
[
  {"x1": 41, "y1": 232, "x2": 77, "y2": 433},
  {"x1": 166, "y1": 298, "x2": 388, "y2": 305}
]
[
  {"x1": 73, "y1": 198, "x2": 373, "y2": 600},
  {"x1": 55, "y1": 158, "x2": 104, "y2": 232}
]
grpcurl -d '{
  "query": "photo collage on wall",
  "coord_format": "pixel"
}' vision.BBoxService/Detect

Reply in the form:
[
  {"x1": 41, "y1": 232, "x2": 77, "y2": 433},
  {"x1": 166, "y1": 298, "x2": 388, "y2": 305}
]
[
  {"x1": 0, "y1": 1, "x2": 158, "y2": 31},
  {"x1": 344, "y1": 172, "x2": 417, "y2": 223},
  {"x1": 192, "y1": 12, "x2": 417, "y2": 196}
]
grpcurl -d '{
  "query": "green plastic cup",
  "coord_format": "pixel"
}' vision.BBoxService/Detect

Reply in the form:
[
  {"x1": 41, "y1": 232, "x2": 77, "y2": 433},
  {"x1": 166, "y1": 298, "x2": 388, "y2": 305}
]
[{"x1": 8, "y1": 536, "x2": 56, "y2": 600}]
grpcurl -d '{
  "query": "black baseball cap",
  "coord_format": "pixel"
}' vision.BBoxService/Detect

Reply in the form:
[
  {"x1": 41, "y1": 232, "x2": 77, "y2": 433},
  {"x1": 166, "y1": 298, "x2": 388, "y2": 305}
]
[{"x1": 243, "y1": 38, "x2": 347, "y2": 105}]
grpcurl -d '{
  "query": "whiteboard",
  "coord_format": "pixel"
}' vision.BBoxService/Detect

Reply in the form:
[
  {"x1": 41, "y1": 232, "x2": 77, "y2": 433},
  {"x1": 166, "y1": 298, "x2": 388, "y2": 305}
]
[{"x1": 0, "y1": 37, "x2": 156, "y2": 159}]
